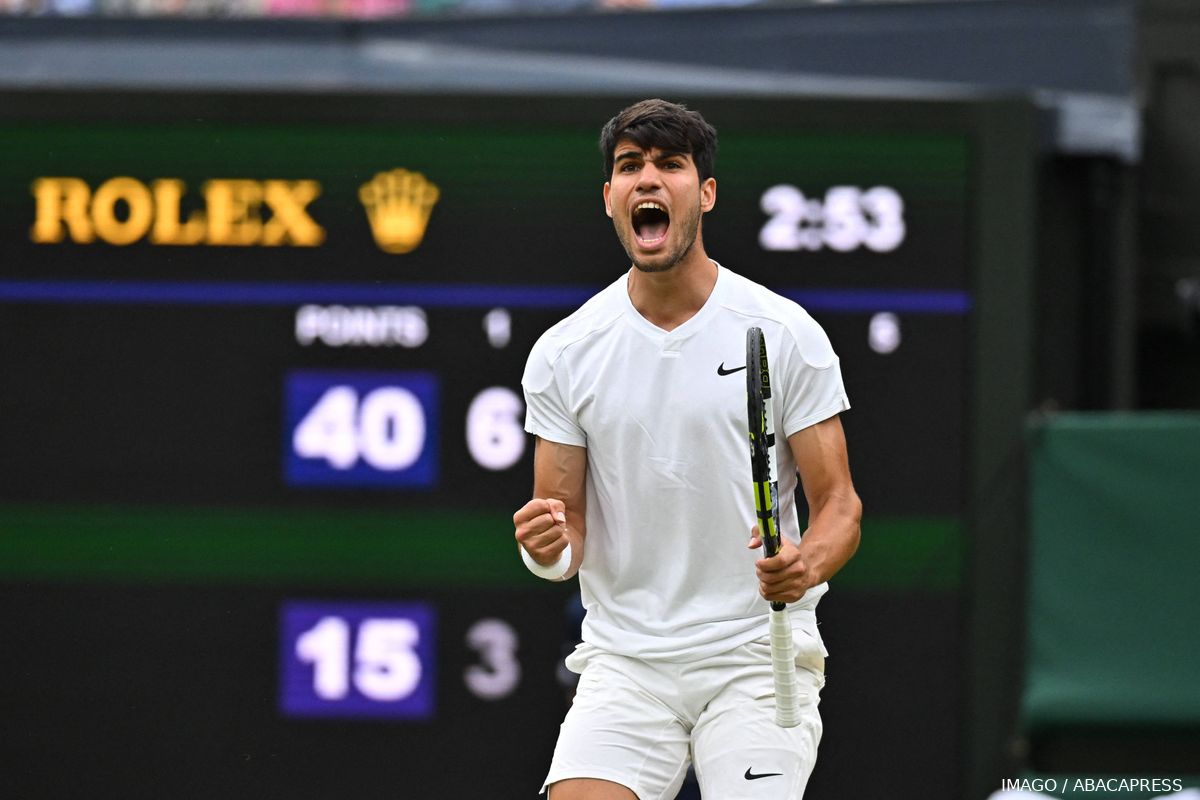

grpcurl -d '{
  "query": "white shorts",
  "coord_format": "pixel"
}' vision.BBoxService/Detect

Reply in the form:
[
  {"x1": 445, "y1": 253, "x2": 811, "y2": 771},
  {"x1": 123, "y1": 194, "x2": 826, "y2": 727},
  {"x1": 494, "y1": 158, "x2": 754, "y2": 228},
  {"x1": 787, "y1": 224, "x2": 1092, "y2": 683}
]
[{"x1": 541, "y1": 626, "x2": 826, "y2": 799}]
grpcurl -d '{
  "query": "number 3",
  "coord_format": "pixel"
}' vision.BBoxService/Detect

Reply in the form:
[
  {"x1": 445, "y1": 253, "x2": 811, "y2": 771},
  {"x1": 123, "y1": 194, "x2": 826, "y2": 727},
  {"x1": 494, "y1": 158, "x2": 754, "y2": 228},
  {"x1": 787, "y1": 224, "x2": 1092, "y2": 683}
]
[{"x1": 464, "y1": 618, "x2": 521, "y2": 700}]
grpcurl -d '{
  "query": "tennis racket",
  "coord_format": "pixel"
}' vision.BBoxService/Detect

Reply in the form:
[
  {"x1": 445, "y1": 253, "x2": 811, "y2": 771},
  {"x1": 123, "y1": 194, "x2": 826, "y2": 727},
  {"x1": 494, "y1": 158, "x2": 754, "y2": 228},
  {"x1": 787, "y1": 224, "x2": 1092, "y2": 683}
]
[{"x1": 746, "y1": 326, "x2": 801, "y2": 728}]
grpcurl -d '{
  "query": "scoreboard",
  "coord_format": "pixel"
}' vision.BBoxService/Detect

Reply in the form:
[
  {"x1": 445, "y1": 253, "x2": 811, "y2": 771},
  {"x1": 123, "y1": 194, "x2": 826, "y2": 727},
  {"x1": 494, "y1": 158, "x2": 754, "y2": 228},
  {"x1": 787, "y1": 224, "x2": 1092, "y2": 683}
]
[
  {"x1": 0, "y1": 97, "x2": 969, "y2": 510},
  {"x1": 0, "y1": 92, "x2": 1033, "y2": 797}
]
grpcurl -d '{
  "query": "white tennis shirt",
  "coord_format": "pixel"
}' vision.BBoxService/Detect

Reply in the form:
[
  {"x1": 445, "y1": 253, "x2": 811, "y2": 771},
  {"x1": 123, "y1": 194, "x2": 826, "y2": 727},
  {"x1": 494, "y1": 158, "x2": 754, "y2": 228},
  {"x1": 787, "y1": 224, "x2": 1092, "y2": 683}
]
[{"x1": 522, "y1": 264, "x2": 851, "y2": 662}]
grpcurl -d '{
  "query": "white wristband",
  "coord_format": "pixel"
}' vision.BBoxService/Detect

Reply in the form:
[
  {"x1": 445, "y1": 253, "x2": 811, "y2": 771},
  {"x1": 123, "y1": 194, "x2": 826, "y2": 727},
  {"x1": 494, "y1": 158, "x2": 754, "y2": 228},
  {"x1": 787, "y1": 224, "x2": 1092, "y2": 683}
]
[{"x1": 520, "y1": 542, "x2": 572, "y2": 580}]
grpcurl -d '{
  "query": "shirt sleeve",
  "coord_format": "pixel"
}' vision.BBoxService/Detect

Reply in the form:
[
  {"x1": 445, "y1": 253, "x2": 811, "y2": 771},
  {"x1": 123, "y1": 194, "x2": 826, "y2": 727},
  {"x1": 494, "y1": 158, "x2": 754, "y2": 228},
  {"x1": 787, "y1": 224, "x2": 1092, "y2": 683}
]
[
  {"x1": 777, "y1": 312, "x2": 851, "y2": 438},
  {"x1": 521, "y1": 333, "x2": 588, "y2": 447}
]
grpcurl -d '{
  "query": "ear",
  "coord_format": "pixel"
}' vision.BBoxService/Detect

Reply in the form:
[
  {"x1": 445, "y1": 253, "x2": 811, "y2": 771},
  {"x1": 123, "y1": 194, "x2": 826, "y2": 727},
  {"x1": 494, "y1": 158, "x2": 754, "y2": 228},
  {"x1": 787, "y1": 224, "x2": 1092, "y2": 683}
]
[
  {"x1": 603, "y1": 181, "x2": 613, "y2": 218},
  {"x1": 700, "y1": 177, "x2": 716, "y2": 213}
]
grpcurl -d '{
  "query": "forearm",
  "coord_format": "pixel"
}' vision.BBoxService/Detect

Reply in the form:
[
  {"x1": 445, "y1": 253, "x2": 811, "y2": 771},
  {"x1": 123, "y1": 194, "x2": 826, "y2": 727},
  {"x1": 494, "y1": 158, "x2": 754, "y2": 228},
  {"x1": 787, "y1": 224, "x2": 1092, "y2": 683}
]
[
  {"x1": 786, "y1": 416, "x2": 861, "y2": 588},
  {"x1": 519, "y1": 437, "x2": 589, "y2": 582},
  {"x1": 798, "y1": 489, "x2": 862, "y2": 586}
]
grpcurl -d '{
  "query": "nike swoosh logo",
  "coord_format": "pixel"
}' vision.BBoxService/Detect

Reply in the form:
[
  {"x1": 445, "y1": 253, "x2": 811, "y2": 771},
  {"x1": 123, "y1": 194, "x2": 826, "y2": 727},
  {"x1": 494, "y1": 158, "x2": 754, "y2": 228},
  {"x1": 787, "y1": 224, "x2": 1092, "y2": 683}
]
[
  {"x1": 717, "y1": 363, "x2": 747, "y2": 376},
  {"x1": 744, "y1": 768, "x2": 783, "y2": 781},
  {"x1": 744, "y1": 767, "x2": 782, "y2": 782}
]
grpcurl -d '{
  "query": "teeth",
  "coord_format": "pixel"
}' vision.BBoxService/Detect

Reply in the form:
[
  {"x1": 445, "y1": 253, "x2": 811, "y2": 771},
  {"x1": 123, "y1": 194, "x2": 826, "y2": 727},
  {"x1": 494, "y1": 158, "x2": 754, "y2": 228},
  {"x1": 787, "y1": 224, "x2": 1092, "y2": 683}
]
[{"x1": 635, "y1": 202, "x2": 665, "y2": 212}]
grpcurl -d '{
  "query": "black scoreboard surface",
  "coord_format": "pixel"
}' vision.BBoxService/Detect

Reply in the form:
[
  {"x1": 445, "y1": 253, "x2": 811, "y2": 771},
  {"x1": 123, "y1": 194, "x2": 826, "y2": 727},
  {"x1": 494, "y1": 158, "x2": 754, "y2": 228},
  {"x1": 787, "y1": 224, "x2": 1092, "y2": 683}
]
[{"x1": 0, "y1": 92, "x2": 1000, "y2": 798}]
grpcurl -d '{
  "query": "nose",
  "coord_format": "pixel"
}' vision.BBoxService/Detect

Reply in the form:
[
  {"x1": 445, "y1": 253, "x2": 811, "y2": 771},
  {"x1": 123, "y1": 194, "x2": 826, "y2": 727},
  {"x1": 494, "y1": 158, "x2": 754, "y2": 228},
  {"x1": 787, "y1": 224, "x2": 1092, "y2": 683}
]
[{"x1": 636, "y1": 162, "x2": 662, "y2": 191}]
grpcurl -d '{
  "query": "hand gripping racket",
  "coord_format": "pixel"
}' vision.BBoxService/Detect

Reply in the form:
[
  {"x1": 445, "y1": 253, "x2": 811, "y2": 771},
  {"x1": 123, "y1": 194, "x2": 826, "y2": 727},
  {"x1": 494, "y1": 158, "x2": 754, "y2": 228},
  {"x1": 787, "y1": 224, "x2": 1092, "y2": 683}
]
[{"x1": 746, "y1": 326, "x2": 801, "y2": 728}]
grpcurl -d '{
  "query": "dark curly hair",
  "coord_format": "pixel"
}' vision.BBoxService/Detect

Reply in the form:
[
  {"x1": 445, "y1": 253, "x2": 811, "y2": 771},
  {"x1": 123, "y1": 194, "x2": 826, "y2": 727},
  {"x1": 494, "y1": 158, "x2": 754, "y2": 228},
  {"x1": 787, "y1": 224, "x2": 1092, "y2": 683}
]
[{"x1": 599, "y1": 99, "x2": 718, "y2": 183}]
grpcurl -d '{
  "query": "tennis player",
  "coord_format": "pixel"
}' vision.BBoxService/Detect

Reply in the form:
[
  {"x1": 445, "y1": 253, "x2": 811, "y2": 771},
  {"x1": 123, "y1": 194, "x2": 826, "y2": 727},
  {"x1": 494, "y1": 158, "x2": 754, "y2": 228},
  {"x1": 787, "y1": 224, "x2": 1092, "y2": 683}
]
[{"x1": 513, "y1": 99, "x2": 862, "y2": 800}]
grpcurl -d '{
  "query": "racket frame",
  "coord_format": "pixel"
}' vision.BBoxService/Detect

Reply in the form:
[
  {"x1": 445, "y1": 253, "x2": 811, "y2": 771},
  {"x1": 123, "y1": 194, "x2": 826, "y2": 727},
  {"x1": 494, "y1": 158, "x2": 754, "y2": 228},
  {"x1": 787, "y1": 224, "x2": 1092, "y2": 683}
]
[{"x1": 746, "y1": 326, "x2": 801, "y2": 729}]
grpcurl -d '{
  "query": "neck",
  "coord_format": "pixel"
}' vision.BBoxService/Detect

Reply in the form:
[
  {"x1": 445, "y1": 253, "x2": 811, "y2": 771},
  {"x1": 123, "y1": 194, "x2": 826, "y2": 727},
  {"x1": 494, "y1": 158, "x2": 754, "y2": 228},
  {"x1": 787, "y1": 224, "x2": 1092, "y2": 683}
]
[{"x1": 627, "y1": 245, "x2": 717, "y2": 332}]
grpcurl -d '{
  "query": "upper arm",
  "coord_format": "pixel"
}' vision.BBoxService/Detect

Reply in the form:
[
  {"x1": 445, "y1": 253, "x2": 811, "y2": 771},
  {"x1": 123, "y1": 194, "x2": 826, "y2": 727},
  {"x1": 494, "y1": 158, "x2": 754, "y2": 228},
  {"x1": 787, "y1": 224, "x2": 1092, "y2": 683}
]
[{"x1": 786, "y1": 415, "x2": 857, "y2": 512}]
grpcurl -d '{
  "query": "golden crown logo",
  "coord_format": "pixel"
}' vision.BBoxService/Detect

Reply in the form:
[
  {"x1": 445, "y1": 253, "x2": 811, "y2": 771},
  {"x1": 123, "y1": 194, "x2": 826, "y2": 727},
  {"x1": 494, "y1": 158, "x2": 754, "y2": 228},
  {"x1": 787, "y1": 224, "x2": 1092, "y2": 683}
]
[{"x1": 358, "y1": 169, "x2": 440, "y2": 254}]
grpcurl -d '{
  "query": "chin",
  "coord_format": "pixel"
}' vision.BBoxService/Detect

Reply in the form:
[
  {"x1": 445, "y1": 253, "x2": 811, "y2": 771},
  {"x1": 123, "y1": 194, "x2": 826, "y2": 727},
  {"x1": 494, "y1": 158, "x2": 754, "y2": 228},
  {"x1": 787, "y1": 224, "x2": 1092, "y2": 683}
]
[
  {"x1": 623, "y1": 239, "x2": 683, "y2": 273},
  {"x1": 631, "y1": 256, "x2": 678, "y2": 274},
  {"x1": 631, "y1": 240, "x2": 694, "y2": 274}
]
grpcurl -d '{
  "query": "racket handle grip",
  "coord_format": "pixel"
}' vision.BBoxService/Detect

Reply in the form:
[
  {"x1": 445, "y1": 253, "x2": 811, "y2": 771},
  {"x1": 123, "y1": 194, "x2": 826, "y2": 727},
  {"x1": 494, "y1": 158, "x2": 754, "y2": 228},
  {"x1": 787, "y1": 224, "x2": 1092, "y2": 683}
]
[{"x1": 769, "y1": 606, "x2": 801, "y2": 728}]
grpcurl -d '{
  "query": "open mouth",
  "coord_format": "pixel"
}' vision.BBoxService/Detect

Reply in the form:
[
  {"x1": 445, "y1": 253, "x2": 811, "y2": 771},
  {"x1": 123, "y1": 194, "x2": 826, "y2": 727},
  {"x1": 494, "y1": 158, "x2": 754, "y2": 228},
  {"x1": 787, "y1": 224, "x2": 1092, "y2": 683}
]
[{"x1": 632, "y1": 201, "x2": 670, "y2": 247}]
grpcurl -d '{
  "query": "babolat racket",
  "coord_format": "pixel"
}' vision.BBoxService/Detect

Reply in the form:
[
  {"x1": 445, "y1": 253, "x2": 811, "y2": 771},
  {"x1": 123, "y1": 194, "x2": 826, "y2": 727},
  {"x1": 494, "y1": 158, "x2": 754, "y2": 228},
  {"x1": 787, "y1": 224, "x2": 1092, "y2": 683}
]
[{"x1": 746, "y1": 326, "x2": 801, "y2": 728}]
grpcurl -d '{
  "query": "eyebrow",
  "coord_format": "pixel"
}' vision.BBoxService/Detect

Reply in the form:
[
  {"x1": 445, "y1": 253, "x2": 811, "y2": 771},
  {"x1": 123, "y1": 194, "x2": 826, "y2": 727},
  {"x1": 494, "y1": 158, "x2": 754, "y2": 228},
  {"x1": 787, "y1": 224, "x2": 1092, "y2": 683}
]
[{"x1": 613, "y1": 149, "x2": 689, "y2": 164}]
